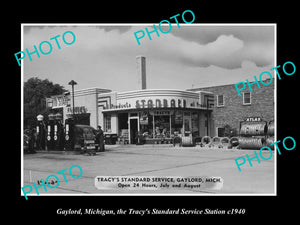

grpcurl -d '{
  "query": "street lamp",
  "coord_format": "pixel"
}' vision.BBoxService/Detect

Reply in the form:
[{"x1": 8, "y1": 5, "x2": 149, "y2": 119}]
[{"x1": 68, "y1": 80, "x2": 77, "y2": 118}]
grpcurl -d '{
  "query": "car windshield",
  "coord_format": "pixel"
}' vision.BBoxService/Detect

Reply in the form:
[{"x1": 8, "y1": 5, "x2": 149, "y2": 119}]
[{"x1": 83, "y1": 127, "x2": 94, "y2": 135}]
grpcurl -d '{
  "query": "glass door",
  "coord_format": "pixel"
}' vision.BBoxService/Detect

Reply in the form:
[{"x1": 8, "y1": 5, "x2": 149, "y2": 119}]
[{"x1": 183, "y1": 112, "x2": 191, "y2": 135}]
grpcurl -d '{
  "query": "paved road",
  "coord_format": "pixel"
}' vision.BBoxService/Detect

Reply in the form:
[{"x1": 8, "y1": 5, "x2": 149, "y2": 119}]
[{"x1": 22, "y1": 145, "x2": 275, "y2": 197}]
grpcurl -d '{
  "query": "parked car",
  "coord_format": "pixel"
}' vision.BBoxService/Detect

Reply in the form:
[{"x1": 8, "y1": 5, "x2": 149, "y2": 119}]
[
  {"x1": 23, "y1": 133, "x2": 30, "y2": 152},
  {"x1": 73, "y1": 125, "x2": 97, "y2": 152}
]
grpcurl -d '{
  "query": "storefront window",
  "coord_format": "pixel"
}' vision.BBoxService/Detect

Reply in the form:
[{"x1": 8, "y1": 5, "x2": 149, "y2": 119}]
[
  {"x1": 154, "y1": 115, "x2": 170, "y2": 138},
  {"x1": 137, "y1": 110, "x2": 200, "y2": 139}
]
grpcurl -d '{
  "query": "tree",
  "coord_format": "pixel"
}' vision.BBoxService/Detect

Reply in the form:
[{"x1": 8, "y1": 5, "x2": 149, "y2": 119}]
[{"x1": 23, "y1": 77, "x2": 67, "y2": 127}]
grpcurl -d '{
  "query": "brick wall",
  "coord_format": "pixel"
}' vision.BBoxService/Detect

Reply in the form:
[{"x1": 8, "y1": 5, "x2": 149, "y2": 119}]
[{"x1": 190, "y1": 81, "x2": 275, "y2": 136}]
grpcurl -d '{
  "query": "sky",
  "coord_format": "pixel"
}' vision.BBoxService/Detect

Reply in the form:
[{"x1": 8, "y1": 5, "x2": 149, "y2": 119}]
[{"x1": 22, "y1": 24, "x2": 275, "y2": 93}]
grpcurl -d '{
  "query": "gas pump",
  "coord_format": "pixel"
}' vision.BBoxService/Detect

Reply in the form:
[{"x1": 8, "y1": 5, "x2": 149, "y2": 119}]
[
  {"x1": 64, "y1": 114, "x2": 75, "y2": 150},
  {"x1": 46, "y1": 113, "x2": 55, "y2": 150},
  {"x1": 36, "y1": 114, "x2": 46, "y2": 150},
  {"x1": 54, "y1": 113, "x2": 64, "y2": 150}
]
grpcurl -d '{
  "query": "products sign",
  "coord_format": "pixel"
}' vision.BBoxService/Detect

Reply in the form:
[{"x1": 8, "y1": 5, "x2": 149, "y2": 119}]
[{"x1": 105, "y1": 102, "x2": 132, "y2": 110}]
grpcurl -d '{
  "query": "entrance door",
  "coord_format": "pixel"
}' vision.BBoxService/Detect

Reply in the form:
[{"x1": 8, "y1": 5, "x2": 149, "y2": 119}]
[
  {"x1": 129, "y1": 118, "x2": 138, "y2": 144},
  {"x1": 183, "y1": 112, "x2": 191, "y2": 134}
]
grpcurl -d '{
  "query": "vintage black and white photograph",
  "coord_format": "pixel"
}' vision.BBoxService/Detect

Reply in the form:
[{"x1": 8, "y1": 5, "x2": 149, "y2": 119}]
[{"x1": 21, "y1": 23, "x2": 276, "y2": 198}]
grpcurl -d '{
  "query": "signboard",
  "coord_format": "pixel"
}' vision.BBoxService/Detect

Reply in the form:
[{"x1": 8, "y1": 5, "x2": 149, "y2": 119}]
[
  {"x1": 149, "y1": 110, "x2": 174, "y2": 116},
  {"x1": 103, "y1": 90, "x2": 215, "y2": 111},
  {"x1": 104, "y1": 102, "x2": 132, "y2": 110},
  {"x1": 95, "y1": 176, "x2": 223, "y2": 191},
  {"x1": 140, "y1": 111, "x2": 148, "y2": 125},
  {"x1": 136, "y1": 99, "x2": 187, "y2": 109},
  {"x1": 46, "y1": 94, "x2": 71, "y2": 108},
  {"x1": 46, "y1": 98, "x2": 53, "y2": 108},
  {"x1": 67, "y1": 106, "x2": 87, "y2": 114},
  {"x1": 245, "y1": 117, "x2": 262, "y2": 122}
]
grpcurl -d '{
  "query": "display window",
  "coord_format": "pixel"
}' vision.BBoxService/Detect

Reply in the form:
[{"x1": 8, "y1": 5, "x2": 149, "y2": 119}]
[
  {"x1": 114, "y1": 110, "x2": 201, "y2": 142},
  {"x1": 138, "y1": 110, "x2": 199, "y2": 139},
  {"x1": 154, "y1": 115, "x2": 170, "y2": 138},
  {"x1": 140, "y1": 112, "x2": 154, "y2": 138}
]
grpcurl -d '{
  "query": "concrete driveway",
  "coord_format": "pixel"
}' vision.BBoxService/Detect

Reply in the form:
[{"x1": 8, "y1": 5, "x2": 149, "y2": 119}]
[{"x1": 22, "y1": 144, "x2": 275, "y2": 197}]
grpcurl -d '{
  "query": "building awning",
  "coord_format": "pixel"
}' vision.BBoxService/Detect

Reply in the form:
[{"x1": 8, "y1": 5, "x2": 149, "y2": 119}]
[{"x1": 102, "y1": 107, "x2": 213, "y2": 114}]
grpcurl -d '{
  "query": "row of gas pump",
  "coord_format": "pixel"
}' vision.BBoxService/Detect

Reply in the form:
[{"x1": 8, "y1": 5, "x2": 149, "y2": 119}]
[{"x1": 33, "y1": 113, "x2": 76, "y2": 151}]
